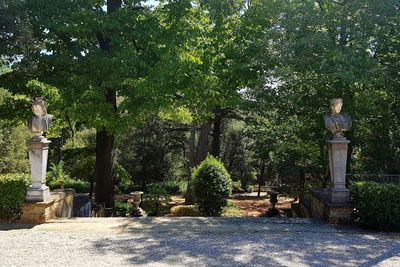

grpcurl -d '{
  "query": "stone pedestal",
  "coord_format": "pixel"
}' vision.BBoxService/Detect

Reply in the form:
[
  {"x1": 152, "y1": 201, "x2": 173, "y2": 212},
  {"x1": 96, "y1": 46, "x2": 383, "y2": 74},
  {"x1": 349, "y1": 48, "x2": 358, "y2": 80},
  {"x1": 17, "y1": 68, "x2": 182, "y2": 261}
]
[
  {"x1": 20, "y1": 189, "x2": 75, "y2": 224},
  {"x1": 310, "y1": 190, "x2": 353, "y2": 224},
  {"x1": 26, "y1": 136, "x2": 51, "y2": 203},
  {"x1": 327, "y1": 138, "x2": 350, "y2": 204}
]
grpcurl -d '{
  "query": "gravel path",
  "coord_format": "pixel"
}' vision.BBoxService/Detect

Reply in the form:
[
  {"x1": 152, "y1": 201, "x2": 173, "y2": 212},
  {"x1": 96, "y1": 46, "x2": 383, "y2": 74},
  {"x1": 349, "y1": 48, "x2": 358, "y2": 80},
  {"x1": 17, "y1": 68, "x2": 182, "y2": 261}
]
[{"x1": 1, "y1": 218, "x2": 400, "y2": 267}]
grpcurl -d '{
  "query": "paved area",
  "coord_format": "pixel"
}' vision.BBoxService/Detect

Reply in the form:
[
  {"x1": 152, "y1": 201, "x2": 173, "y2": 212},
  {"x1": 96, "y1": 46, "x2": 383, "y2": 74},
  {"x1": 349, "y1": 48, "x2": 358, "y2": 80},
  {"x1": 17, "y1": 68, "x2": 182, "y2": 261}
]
[{"x1": 1, "y1": 217, "x2": 400, "y2": 267}]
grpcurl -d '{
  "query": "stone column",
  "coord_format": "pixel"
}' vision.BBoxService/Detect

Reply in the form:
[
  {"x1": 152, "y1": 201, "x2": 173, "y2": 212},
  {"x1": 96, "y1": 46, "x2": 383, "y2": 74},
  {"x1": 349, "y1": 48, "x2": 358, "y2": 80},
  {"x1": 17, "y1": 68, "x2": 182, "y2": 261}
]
[
  {"x1": 327, "y1": 138, "x2": 350, "y2": 204},
  {"x1": 26, "y1": 136, "x2": 51, "y2": 203}
]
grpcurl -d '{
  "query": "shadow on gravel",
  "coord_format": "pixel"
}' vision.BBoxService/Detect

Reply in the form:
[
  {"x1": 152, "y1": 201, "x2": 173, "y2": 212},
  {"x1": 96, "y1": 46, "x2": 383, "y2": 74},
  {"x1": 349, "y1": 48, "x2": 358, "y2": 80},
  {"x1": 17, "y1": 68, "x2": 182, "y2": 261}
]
[
  {"x1": 0, "y1": 223, "x2": 36, "y2": 231},
  {"x1": 90, "y1": 218, "x2": 400, "y2": 266}
]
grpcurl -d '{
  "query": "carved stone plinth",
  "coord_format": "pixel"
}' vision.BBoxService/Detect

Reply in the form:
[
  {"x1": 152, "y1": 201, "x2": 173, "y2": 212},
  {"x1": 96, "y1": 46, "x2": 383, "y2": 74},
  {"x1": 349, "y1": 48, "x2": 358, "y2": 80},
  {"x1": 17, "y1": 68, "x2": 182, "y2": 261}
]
[
  {"x1": 327, "y1": 138, "x2": 350, "y2": 204},
  {"x1": 26, "y1": 136, "x2": 51, "y2": 203}
]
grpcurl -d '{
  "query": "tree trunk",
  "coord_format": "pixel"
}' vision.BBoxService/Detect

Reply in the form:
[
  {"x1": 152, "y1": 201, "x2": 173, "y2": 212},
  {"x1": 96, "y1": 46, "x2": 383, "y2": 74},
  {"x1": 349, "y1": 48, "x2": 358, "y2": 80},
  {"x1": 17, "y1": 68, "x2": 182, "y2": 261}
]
[
  {"x1": 185, "y1": 125, "x2": 196, "y2": 205},
  {"x1": 297, "y1": 169, "x2": 306, "y2": 201},
  {"x1": 194, "y1": 121, "x2": 212, "y2": 166},
  {"x1": 211, "y1": 108, "x2": 222, "y2": 157},
  {"x1": 94, "y1": 127, "x2": 115, "y2": 209},
  {"x1": 257, "y1": 159, "x2": 267, "y2": 197},
  {"x1": 93, "y1": 0, "x2": 120, "y2": 212}
]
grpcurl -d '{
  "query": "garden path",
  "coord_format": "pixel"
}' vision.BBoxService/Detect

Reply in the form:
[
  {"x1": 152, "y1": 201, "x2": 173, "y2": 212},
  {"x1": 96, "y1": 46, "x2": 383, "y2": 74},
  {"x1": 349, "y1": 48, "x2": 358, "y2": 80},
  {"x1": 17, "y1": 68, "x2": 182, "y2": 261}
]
[{"x1": 1, "y1": 217, "x2": 399, "y2": 266}]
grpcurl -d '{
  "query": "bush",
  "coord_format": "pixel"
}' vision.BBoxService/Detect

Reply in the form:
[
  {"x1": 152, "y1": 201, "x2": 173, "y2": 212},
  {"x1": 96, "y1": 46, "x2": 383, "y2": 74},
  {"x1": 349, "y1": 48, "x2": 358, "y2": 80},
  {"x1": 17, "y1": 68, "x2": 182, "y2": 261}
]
[
  {"x1": 115, "y1": 201, "x2": 134, "y2": 217},
  {"x1": 350, "y1": 181, "x2": 400, "y2": 231},
  {"x1": 192, "y1": 155, "x2": 232, "y2": 216},
  {"x1": 232, "y1": 180, "x2": 244, "y2": 193},
  {"x1": 170, "y1": 205, "x2": 202, "y2": 217},
  {"x1": 47, "y1": 161, "x2": 90, "y2": 193},
  {"x1": 114, "y1": 163, "x2": 134, "y2": 194},
  {"x1": 0, "y1": 173, "x2": 30, "y2": 221},
  {"x1": 142, "y1": 184, "x2": 170, "y2": 216},
  {"x1": 47, "y1": 161, "x2": 69, "y2": 185}
]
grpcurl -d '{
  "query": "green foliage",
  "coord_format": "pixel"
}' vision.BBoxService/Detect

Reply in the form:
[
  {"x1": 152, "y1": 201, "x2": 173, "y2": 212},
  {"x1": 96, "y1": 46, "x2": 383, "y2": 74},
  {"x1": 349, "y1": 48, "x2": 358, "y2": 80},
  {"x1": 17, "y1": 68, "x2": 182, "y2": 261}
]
[
  {"x1": 170, "y1": 205, "x2": 202, "y2": 217},
  {"x1": 0, "y1": 122, "x2": 30, "y2": 174},
  {"x1": 142, "y1": 184, "x2": 171, "y2": 216},
  {"x1": 350, "y1": 182, "x2": 400, "y2": 231},
  {"x1": 59, "y1": 147, "x2": 95, "y2": 182},
  {"x1": 157, "y1": 179, "x2": 187, "y2": 195},
  {"x1": 0, "y1": 88, "x2": 30, "y2": 174},
  {"x1": 147, "y1": 184, "x2": 170, "y2": 198},
  {"x1": 192, "y1": 155, "x2": 232, "y2": 216},
  {"x1": 0, "y1": 173, "x2": 30, "y2": 221},
  {"x1": 62, "y1": 128, "x2": 96, "y2": 149},
  {"x1": 47, "y1": 161, "x2": 90, "y2": 193},
  {"x1": 46, "y1": 161, "x2": 69, "y2": 185},
  {"x1": 114, "y1": 201, "x2": 134, "y2": 217},
  {"x1": 231, "y1": 180, "x2": 243, "y2": 193},
  {"x1": 116, "y1": 116, "x2": 186, "y2": 188},
  {"x1": 113, "y1": 163, "x2": 134, "y2": 194}
]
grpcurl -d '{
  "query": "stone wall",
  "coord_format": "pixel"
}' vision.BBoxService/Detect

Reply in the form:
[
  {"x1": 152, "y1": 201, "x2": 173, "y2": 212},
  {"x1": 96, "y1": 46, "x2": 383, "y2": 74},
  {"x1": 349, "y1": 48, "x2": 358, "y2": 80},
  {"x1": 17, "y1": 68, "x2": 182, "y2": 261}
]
[{"x1": 19, "y1": 189, "x2": 75, "y2": 224}]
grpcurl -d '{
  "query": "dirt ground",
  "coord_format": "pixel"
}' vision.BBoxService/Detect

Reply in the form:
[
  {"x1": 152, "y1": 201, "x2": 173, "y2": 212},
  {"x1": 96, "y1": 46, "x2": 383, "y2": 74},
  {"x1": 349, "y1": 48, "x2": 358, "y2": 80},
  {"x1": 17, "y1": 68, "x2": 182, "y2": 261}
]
[
  {"x1": 230, "y1": 195, "x2": 295, "y2": 217},
  {"x1": 166, "y1": 194, "x2": 295, "y2": 217}
]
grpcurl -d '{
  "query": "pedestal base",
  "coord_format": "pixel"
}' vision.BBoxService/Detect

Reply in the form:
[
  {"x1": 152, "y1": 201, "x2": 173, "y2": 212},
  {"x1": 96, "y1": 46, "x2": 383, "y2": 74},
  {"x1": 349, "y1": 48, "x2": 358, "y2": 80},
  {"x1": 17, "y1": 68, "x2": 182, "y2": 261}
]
[
  {"x1": 330, "y1": 188, "x2": 350, "y2": 204},
  {"x1": 26, "y1": 185, "x2": 51, "y2": 203},
  {"x1": 309, "y1": 189, "x2": 353, "y2": 224},
  {"x1": 19, "y1": 189, "x2": 75, "y2": 224}
]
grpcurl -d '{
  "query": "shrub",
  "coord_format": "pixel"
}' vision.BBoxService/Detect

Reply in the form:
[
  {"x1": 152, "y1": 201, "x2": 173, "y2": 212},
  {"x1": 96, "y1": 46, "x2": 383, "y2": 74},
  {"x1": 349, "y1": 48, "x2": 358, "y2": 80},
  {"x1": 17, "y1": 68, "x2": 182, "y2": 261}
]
[
  {"x1": 232, "y1": 180, "x2": 244, "y2": 193},
  {"x1": 144, "y1": 180, "x2": 187, "y2": 196},
  {"x1": 142, "y1": 184, "x2": 170, "y2": 216},
  {"x1": 47, "y1": 161, "x2": 90, "y2": 193},
  {"x1": 0, "y1": 173, "x2": 30, "y2": 221},
  {"x1": 47, "y1": 161, "x2": 69, "y2": 185},
  {"x1": 170, "y1": 205, "x2": 202, "y2": 217},
  {"x1": 192, "y1": 155, "x2": 232, "y2": 216},
  {"x1": 350, "y1": 181, "x2": 400, "y2": 231},
  {"x1": 221, "y1": 200, "x2": 247, "y2": 217},
  {"x1": 162, "y1": 179, "x2": 187, "y2": 195},
  {"x1": 48, "y1": 177, "x2": 90, "y2": 193},
  {"x1": 114, "y1": 163, "x2": 134, "y2": 194},
  {"x1": 115, "y1": 201, "x2": 134, "y2": 217},
  {"x1": 63, "y1": 178, "x2": 90, "y2": 193}
]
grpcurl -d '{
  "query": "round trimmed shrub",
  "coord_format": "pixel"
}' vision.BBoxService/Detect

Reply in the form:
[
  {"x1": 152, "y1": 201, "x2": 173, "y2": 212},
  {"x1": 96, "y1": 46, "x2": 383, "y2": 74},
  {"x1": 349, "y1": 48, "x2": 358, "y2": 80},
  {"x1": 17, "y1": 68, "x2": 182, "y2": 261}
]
[{"x1": 192, "y1": 155, "x2": 232, "y2": 216}]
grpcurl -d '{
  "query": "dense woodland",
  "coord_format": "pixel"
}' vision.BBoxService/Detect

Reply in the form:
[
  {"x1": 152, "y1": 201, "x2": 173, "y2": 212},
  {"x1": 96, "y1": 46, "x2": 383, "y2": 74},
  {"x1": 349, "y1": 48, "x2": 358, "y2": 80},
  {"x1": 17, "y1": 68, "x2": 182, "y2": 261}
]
[{"x1": 0, "y1": 0, "x2": 399, "y2": 209}]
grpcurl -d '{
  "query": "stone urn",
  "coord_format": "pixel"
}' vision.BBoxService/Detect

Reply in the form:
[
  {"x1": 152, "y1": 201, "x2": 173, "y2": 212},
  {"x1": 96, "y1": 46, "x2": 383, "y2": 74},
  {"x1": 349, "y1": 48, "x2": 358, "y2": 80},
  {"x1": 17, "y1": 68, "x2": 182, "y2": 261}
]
[
  {"x1": 266, "y1": 190, "x2": 285, "y2": 217},
  {"x1": 128, "y1": 191, "x2": 146, "y2": 217}
]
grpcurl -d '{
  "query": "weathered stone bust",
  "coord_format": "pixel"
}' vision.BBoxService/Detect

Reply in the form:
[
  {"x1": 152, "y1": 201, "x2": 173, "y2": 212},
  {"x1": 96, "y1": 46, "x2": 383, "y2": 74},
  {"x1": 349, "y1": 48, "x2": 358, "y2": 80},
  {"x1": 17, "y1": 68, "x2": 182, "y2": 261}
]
[
  {"x1": 27, "y1": 97, "x2": 53, "y2": 136},
  {"x1": 324, "y1": 98, "x2": 352, "y2": 139}
]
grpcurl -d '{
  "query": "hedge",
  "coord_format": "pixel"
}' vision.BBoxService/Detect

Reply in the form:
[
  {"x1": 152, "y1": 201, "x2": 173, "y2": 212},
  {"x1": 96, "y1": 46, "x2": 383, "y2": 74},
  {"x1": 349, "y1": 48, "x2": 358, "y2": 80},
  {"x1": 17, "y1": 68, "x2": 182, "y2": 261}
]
[
  {"x1": 0, "y1": 173, "x2": 30, "y2": 221},
  {"x1": 350, "y1": 181, "x2": 400, "y2": 231}
]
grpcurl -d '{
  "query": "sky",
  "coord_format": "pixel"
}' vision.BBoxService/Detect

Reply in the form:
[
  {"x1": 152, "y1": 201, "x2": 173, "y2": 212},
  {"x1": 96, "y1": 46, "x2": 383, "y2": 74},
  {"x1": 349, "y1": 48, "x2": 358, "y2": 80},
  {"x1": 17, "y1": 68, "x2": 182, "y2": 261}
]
[{"x1": 146, "y1": 0, "x2": 159, "y2": 5}]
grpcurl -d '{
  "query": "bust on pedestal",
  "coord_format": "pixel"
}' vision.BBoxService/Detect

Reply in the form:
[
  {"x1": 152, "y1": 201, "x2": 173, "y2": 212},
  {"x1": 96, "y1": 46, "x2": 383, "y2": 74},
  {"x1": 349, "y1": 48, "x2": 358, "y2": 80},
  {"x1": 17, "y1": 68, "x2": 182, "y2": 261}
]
[
  {"x1": 26, "y1": 98, "x2": 53, "y2": 203},
  {"x1": 324, "y1": 98, "x2": 352, "y2": 204}
]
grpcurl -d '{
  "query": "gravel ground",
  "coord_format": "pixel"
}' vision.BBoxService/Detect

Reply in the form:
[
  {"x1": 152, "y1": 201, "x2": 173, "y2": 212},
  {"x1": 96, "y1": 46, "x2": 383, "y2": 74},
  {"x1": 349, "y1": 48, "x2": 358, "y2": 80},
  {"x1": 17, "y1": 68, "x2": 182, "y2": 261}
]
[{"x1": 0, "y1": 218, "x2": 400, "y2": 267}]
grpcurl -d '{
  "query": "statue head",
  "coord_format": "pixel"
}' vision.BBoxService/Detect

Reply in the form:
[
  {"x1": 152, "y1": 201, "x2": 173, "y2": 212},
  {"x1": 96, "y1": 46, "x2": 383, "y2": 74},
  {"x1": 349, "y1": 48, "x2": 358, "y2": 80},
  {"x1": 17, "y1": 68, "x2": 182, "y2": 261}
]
[
  {"x1": 32, "y1": 97, "x2": 47, "y2": 117},
  {"x1": 330, "y1": 98, "x2": 343, "y2": 115}
]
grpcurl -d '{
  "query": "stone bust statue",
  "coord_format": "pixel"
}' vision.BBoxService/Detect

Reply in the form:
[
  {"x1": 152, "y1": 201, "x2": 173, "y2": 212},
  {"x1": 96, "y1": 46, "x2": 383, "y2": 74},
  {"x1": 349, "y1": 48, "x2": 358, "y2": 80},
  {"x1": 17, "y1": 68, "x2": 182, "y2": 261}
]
[
  {"x1": 27, "y1": 98, "x2": 53, "y2": 136},
  {"x1": 324, "y1": 98, "x2": 352, "y2": 139}
]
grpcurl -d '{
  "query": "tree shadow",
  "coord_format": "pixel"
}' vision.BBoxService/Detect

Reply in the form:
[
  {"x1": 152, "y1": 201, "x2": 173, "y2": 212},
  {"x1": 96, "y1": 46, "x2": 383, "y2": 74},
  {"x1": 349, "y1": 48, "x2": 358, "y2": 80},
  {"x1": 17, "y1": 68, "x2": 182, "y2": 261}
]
[{"x1": 90, "y1": 218, "x2": 400, "y2": 266}]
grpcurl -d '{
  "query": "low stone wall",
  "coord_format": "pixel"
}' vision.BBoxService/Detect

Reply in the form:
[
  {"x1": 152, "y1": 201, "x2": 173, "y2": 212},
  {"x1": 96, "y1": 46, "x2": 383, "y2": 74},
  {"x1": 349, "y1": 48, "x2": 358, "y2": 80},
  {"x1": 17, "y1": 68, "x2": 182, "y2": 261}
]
[
  {"x1": 291, "y1": 196, "x2": 311, "y2": 218},
  {"x1": 19, "y1": 189, "x2": 75, "y2": 224}
]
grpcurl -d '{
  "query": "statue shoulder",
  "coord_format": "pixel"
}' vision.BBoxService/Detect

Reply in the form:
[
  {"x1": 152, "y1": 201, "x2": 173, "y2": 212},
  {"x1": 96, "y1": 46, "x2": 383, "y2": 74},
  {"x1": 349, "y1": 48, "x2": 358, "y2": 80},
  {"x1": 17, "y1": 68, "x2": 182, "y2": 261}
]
[{"x1": 323, "y1": 113, "x2": 332, "y2": 122}]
